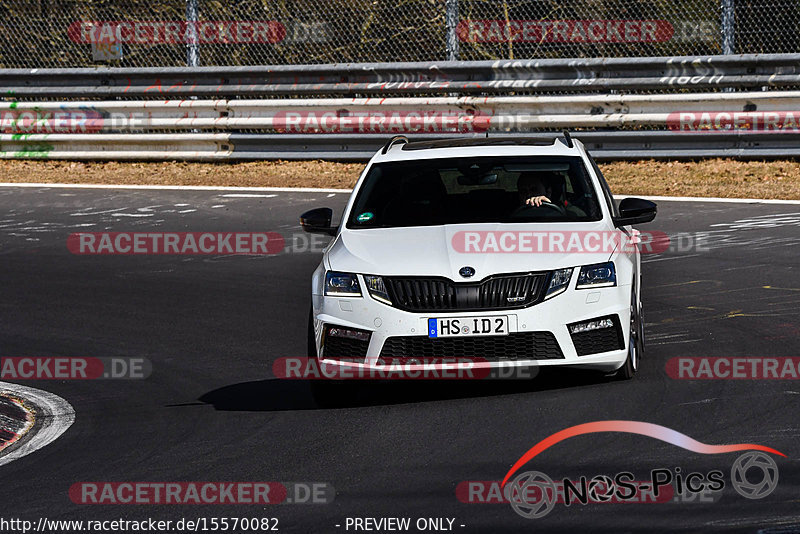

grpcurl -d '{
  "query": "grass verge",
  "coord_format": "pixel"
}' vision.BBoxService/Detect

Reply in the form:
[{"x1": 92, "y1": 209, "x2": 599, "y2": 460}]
[{"x1": 1, "y1": 159, "x2": 799, "y2": 199}]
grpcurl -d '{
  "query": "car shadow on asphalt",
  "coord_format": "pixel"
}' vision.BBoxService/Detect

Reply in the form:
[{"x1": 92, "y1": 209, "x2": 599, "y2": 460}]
[{"x1": 195, "y1": 368, "x2": 617, "y2": 411}]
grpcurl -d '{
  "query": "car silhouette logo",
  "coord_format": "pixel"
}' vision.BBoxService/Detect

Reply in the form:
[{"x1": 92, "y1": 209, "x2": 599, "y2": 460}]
[{"x1": 459, "y1": 266, "x2": 475, "y2": 278}]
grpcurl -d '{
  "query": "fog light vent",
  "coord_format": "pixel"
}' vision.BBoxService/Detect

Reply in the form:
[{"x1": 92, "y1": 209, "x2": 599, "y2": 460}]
[
  {"x1": 328, "y1": 326, "x2": 371, "y2": 342},
  {"x1": 568, "y1": 318, "x2": 614, "y2": 334},
  {"x1": 568, "y1": 315, "x2": 624, "y2": 356}
]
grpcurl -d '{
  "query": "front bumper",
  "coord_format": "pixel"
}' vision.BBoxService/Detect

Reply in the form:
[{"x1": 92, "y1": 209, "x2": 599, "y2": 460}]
[{"x1": 312, "y1": 275, "x2": 630, "y2": 373}]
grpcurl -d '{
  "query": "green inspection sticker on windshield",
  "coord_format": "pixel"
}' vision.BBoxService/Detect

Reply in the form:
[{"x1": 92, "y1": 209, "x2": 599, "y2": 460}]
[{"x1": 356, "y1": 212, "x2": 374, "y2": 222}]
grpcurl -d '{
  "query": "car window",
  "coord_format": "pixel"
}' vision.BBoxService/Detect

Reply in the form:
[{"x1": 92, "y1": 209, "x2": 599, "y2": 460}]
[
  {"x1": 587, "y1": 154, "x2": 620, "y2": 218},
  {"x1": 346, "y1": 156, "x2": 603, "y2": 229}
]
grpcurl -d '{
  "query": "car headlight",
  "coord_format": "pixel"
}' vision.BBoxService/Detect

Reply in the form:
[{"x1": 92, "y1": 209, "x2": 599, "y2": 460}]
[
  {"x1": 576, "y1": 262, "x2": 616, "y2": 289},
  {"x1": 364, "y1": 275, "x2": 392, "y2": 305},
  {"x1": 324, "y1": 271, "x2": 362, "y2": 297},
  {"x1": 544, "y1": 268, "x2": 573, "y2": 300}
]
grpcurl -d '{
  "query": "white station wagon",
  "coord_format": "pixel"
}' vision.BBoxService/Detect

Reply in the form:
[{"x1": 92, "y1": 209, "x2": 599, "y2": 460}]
[{"x1": 301, "y1": 134, "x2": 657, "y2": 400}]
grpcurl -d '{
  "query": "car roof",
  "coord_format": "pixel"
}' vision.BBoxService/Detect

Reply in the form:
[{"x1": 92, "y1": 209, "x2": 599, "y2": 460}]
[
  {"x1": 402, "y1": 137, "x2": 558, "y2": 151},
  {"x1": 373, "y1": 135, "x2": 583, "y2": 162}
]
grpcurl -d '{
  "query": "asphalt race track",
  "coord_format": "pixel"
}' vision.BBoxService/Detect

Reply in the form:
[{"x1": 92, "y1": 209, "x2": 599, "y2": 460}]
[{"x1": 1, "y1": 185, "x2": 799, "y2": 533}]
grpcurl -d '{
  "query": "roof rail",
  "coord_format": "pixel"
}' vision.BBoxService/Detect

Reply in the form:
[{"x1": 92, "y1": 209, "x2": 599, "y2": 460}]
[
  {"x1": 561, "y1": 130, "x2": 574, "y2": 148},
  {"x1": 381, "y1": 135, "x2": 409, "y2": 154}
]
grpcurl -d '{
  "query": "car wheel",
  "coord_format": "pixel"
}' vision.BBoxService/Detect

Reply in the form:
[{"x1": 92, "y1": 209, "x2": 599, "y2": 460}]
[
  {"x1": 617, "y1": 287, "x2": 644, "y2": 380},
  {"x1": 307, "y1": 307, "x2": 357, "y2": 407}
]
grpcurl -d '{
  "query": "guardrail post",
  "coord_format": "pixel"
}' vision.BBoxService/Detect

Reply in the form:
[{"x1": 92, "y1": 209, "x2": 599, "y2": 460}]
[
  {"x1": 721, "y1": 0, "x2": 735, "y2": 54},
  {"x1": 186, "y1": 0, "x2": 199, "y2": 67},
  {"x1": 445, "y1": 0, "x2": 460, "y2": 61}
]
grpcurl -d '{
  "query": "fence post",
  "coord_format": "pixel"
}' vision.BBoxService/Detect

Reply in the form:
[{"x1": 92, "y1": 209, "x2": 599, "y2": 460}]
[
  {"x1": 445, "y1": 0, "x2": 460, "y2": 61},
  {"x1": 721, "y1": 0, "x2": 735, "y2": 54},
  {"x1": 186, "y1": 0, "x2": 199, "y2": 67}
]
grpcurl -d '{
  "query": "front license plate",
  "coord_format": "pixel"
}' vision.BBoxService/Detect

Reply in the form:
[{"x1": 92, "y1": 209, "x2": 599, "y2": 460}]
[{"x1": 428, "y1": 316, "x2": 509, "y2": 338}]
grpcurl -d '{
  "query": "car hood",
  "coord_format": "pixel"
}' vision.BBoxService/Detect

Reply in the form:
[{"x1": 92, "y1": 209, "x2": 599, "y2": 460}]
[{"x1": 327, "y1": 222, "x2": 617, "y2": 279}]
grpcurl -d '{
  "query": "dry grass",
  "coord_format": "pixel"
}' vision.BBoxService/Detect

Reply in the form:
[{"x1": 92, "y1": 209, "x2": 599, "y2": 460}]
[
  {"x1": 0, "y1": 160, "x2": 361, "y2": 189},
  {"x1": 1, "y1": 159, "x2": 800, "y2": 199},
  {"x1": 601, "y1": 159, "x2": 800, "y2": 199}
]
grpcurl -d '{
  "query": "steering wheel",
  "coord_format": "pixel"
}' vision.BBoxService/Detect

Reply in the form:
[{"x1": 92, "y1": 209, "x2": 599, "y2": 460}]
[{"x1": 511, "y1": 201, "x2": 567, "y2": 217}]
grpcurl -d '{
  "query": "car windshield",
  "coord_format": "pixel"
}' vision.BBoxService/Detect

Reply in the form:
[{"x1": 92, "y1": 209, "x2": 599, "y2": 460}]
[{"x1": 346, "y1": 156, "x2": 603, "y2": 229}]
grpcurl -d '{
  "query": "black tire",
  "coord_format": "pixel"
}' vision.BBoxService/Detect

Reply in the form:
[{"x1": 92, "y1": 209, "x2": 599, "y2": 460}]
[
  {"x1": 307, "y1": 308, "x2": 357, "y2": 407},
  {"x1": 617, "y1": 286, "x2": 644, "y2": 380},
  {"x1": 307, "y1": 306, "x2": 317, "y2": 359}
]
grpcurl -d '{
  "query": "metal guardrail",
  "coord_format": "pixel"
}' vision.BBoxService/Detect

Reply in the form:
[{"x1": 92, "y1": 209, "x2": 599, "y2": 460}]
[
  {"x1": 3, "y1": 53, "x2": 800, "y2": 98},
  {"x1": 2, "y1": 54, "x2": 800, "y2": 160},
  {"x1": 3, "y1": 91, "x2": 799, "y2": 130},
  {"x1": 6, "y1": 131, "x2": 800, "y2": 161},
  {"x1": 0, "y1": 134, "x2": 232, "y2": 161},
  {"x1": 228, "y1": 132, "x2": 800, "y2": 161}
]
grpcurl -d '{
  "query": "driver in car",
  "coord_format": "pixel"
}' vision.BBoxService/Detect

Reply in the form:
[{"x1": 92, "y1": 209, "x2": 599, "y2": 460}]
[
  {"x1": 516, "y1": 171, "x2": 589, "y2": 218},
  {"x1": 517, "y1": 171, "x2": 561, "y2": 207}
]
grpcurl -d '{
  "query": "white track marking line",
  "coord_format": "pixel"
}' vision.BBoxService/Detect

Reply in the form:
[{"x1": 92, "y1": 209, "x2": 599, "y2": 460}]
[
  {"x1": 0, "y1": 382, "x2": 75, "y2": 468},
  {"x1": 1, "y1": 182, "x2": 799, "y2": 204},
  {"x1": 70, "y1": 208, "x2": 128, "y2": 217},
  {"x1": 221, "y1": 194, "x2": 278, "y2": 198},
  {"x1": 617, "y1": 195, "x2": 800, "y2": 205},
  {"x1": 643, "y1": 253, "x2": 702, "y2": 263},
  {"x1": 0, "y1": 183, "x2": 349, "y2": 193}
]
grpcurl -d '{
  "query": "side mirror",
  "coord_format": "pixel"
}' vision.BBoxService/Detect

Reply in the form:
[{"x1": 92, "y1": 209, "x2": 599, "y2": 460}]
[
  {"x1": 300, "y1": 207, "x2": 338, "y2": 236},
  {"x1": 613, "y1": 197, "x2": 657, "y2": 227}
]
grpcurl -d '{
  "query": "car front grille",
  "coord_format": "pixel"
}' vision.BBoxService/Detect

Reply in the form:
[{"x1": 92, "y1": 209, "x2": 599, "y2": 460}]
[
  {"x1": 570, "y1": 315, "x2": 625, "y2": 356},
  {"x1": 383, "y1": 272, "x2": 548, "y2": 312},
  {"x1": 379, "y1": 332, "x2": 564, "y2": 360}
]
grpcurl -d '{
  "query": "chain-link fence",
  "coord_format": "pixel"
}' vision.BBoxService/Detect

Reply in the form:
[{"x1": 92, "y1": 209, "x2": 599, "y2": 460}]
[{"x1": 0, "y1": 0, "x2": 798, "y2": 68}]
